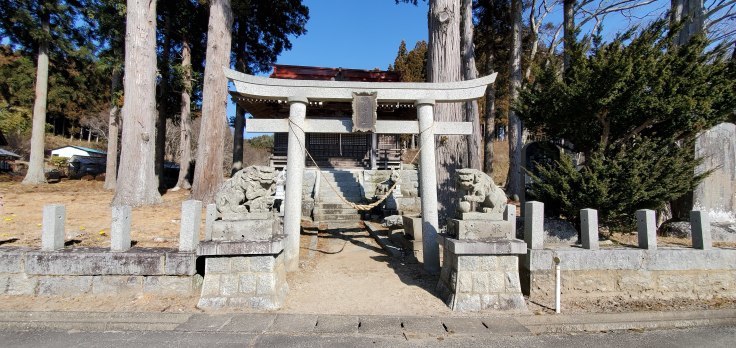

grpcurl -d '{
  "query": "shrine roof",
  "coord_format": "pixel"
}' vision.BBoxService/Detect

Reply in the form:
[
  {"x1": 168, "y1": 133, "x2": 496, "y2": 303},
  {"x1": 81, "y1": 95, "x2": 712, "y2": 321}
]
[
  {"x1": 235, "y1": 64, "x2": 410, "y2": 119},
  {"x1": 270, "y1": 64, "x2": 401, "y2": 82}
]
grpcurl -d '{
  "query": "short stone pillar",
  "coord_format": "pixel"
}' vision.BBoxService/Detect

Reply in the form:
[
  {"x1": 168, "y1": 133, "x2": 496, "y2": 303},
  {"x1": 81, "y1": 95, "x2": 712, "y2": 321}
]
[
  {"x1": 416, "y1": 99, "x2": 440, "y2": 274},
  {"x1": 504, "y1": 204, "x2": 517, "y2": 237},
  {"x1": 197, "y1": 237, "x2": 288, "y2": 309},
  {"x1": 524, "y1": 201, "x2": 544, "y2": 250},
  {"x1": 437, "y1": 236, "x2": 527, "y2": 312},
  {"x1": 401, "y1": 215, "x2": 423, "y2": 262},
  {"x1": 690, "y1": 210, "x2": 712, "y2": 250},
  {"x1": 179, "y1": 200, "x2": 202, "y2": 252},
  {"x1": 110, "y1": 205, "x2": 132, "y2": 252},
  {"x1": 636, "y1": 209, "x2": 657, "y2": 250},
  {"x1": 580, "y1": 208, "x2": 599, "y2": 250},
  {"x1": 204, "y1": 203, "x2": 217, "y2": 241},
  {"x1": 41, "y1": 204, "x2": 65, "y2": 251},
  {"x1": 283, "y1": 96, "x2": 308, "y2": 272}
]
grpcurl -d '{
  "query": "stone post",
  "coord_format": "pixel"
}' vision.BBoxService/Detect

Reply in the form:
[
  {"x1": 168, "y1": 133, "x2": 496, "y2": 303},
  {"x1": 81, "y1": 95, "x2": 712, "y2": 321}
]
[
  {"x1": 504, "y1": 204, "x2": 517, "y2": 238},
  {"x1": 636, "y1": 209, "x2": 657, "y2": 250},
  {"x1": 41, "y1": 204, "x2": 65, "y2": 251},
  {"x1": 690, "y1": 210, "x2": 712, "y2": 250},
  {"x1": 524, "y1": 201, "x2": 544, "y2": 249},
  {"x1": 580, "y1": 208, "x2": 599, "y2": 250},
  {"x1": 204, "y1": 203, "x2": 217, "y2": 241},
  {"x1": 110, "y1": 205, "x2": 132, "y2": 252},
  {"x1": 283, "y1": 96, "x2": 308, "y2": 271},
  {"x1": 416, "y1": 99, "x2": 440, "y2": 274},
  {"x1": 179, "y1": 200, "x2": 202, "y2": 252}
]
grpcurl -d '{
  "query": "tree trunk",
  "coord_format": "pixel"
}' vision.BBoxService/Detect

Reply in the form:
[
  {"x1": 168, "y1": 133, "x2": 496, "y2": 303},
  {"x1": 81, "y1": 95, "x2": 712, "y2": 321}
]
[
  {"x1": 429, "y1": 0, "x2": 465, "y2": 222},
  {"x1": 231, "y1": 18, "x2": 247, "y2": 176},
  {"x1": 671, "y1": 0, "x2": 705, "y2": 46},
  {"x1": 232, "y1": 104, "x2": 245, "y2": 175},
  {"x1": 22, "y1": 9, "x2": 50, "y2": 185},
  {"x1": 112, "y1": 0, "x2": 162, "y2": 206},
  {"x1": 191, "y1": 0, "x2": 233, "y2": 203},
  {"x1": 461, "y1": 0, "x2": 482, "y2": 171},
  {"x1": 156, "y1": 7, "x2": 172, "y2": 190},
  {"x1": 104, "y1": 67, "x2": 121, "y2": 190},
  {"x1": 563, "y1": 0, "x2": 575, "y2": 72},
  {"x1": 507, "y1": 0, "x2": 524, "y2": 199},
  {"x1": 174, "y1": 40, "x2": 193, "y2": 190},
  {"x1": 483, "y1": 53, "x2": 497, "y2": 177}
]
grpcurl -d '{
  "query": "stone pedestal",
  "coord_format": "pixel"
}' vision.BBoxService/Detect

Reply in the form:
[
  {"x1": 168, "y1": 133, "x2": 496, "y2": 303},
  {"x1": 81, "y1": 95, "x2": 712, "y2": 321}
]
[
  {"x1": 196, "y1": 236, "x2": 288, "y2": 310},
  {"x1": 437, "y1": 235, "x2": 527, "y2": 312}
]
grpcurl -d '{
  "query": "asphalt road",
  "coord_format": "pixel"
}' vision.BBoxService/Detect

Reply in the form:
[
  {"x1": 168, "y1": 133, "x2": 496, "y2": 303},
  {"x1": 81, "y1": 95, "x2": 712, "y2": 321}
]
[{"x1": 1, "y1": 325, "x2": 735, "y2": 347}]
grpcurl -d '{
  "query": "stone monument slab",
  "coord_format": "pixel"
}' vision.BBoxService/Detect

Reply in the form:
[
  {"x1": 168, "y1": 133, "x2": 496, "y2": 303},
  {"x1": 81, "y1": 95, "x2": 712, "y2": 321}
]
[
  {"x1": 694, "y1": 122, "x2": 736, "y2": 223},
  {"x1": 447, "y1": 219, "x2": 513, "y2": 240},
  {"x1": 211, "y1": 218, "x2": 276, "y2": 241}
]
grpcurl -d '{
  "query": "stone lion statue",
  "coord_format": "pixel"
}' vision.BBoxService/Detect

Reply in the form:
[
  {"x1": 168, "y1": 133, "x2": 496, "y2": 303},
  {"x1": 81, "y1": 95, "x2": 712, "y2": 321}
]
[
  {"x1": 215, "y1": 166, "x2": 278, "y2": 219},
  {"x1": 374, "y1": 169, "x2": 400, "y2": 197},
  {"x1": 455, "y1": 168, "x2": 507, "y2": 216}
]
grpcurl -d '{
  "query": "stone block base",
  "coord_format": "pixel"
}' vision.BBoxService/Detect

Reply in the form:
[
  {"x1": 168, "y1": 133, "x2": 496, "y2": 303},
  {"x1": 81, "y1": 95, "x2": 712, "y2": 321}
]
[
  {"x1": 198, "y1": 252, "x2": 288, "y2": 310},
  {"x1": 211, "y1": 218, "x2": 276, "y2": 241},
  {"x1": 447, "y1": 219, "x2": 513, "y2": 240},
  {"x1": 437, "y1": 236, "x2": 527, "y2": 312}
]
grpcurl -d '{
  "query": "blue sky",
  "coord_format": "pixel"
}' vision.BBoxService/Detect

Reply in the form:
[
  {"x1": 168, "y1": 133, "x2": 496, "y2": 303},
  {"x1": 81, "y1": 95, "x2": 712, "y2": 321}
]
[{"x1": 274, "y1": 0, "x2": 430, "y2": 71}]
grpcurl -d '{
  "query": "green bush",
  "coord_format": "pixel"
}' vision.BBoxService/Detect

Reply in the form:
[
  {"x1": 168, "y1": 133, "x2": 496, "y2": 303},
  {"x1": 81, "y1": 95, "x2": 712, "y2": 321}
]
[{"x1": 527, "y1": 138, "x2": 707, "y2": 229}]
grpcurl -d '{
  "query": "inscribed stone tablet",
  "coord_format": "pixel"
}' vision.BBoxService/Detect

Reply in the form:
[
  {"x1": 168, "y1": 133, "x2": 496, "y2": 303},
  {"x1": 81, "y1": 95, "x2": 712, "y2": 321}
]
[{"x1": 352, "y1": 92, "x2": 377, "y2": 132}]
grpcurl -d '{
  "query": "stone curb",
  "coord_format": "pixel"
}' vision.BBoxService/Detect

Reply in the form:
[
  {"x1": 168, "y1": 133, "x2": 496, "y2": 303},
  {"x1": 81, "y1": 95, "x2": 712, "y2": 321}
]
[{"x1": 0, "y1": 310, "x2": 734, "y2": 336}]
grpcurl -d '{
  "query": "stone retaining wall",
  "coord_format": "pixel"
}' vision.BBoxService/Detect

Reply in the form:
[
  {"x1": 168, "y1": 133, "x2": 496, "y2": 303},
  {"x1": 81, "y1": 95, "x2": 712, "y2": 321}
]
[
  {"x1": 0, "y1": 247, "x2": 200, "y2": 296},
  {"x1": 523, "y1": 248, "x2": 736, "y2": 302}
]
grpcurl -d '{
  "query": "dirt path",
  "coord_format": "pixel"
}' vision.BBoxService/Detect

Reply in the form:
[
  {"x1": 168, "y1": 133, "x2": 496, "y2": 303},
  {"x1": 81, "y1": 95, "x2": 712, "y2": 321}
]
[{"x1": 281, "y1": 225, "x2": 452, "y2": 316}]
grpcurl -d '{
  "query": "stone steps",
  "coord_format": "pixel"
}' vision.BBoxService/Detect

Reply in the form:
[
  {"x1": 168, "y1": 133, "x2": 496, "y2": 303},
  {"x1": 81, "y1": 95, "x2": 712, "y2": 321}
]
[
  {"x1": 313, "y1": 170, "x2": 364, "y2": 224},
  {"x1": 312, "y1": 213, "x2": 362, "y2": 222}
]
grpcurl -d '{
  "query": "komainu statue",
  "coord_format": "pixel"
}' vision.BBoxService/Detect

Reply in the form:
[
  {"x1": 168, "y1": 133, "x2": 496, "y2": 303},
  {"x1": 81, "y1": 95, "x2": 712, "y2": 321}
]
[
  {"x1": 216, "y1": 166, "x2": 278, "y2": 219},
  {"x1": 455, "y1": 168, "x2": 507, "y2": 216}
]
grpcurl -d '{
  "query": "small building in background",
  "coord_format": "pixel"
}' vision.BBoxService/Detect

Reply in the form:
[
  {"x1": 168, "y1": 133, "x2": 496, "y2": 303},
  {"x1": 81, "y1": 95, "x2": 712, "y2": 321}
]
[
  {"x1": 0, "y1": 148, "x2": 21, "y2": 172},
  {"x1": 51, "y1": 146, "x2": 106, "y2": 159}
]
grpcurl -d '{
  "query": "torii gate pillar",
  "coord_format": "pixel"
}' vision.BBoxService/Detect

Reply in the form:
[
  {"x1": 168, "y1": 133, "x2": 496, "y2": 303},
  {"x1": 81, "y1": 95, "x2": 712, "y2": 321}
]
[
  {"x1": 283, "y1": 96, "x2": 307, "y2": 271},
  {"x1": 416, "y1": 99, "x2": 440, "y2": 274}
]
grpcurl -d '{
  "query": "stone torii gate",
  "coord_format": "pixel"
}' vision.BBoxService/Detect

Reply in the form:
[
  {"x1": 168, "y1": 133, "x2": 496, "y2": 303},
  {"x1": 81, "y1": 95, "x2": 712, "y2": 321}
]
[{"x1": 226, "y1": 69, "x2": 496, "y2": 273}]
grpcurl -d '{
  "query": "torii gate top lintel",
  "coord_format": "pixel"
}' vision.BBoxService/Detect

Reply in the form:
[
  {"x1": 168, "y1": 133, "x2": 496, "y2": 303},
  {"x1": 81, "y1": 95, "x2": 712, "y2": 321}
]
[{"x1": 225, "y1": 68, "x2": 497, "y2": 103}]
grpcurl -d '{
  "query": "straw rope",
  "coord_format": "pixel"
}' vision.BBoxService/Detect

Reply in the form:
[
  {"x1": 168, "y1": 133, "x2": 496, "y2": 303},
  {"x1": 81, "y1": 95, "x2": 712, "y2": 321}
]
[{"x1": 287, "y1": 119, "x2": 434, "y2": 210}]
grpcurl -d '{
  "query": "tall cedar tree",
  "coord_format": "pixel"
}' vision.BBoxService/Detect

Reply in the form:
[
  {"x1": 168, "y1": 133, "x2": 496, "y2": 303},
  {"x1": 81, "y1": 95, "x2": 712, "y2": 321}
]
[
  {"x1": 230, "y1": 0, "x2": 308, "y2": 175},
  {"x1": 87, "y1": 0, "x2": 127, "y2": 190},
  {"x1": 516, "y1": 19, "x2": 736, "y2": 228},
  {"x1": 112, "y1": 0, "x2": 162, "y2": 206},
  {"x1": 192, "y1": 0, "x2": 308, "y2": 202}
]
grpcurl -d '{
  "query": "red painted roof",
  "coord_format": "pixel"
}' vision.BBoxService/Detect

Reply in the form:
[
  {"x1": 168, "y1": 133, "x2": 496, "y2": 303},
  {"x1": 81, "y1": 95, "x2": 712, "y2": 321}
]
[{"x1": 270, "y1": 64, "x2": 401, "y2": 82}]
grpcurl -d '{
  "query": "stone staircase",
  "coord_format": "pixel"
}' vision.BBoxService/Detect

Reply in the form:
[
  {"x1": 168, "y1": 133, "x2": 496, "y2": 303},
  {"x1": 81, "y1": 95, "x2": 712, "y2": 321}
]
[{"x1": 313, "y1": 170, "x2": 364, "y2": 224}]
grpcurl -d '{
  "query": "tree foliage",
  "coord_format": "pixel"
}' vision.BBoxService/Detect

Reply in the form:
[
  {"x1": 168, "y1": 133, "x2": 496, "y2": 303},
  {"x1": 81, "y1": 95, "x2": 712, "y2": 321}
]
[
  {"x1": 0, "y1": 1, "x2": 110, "y2": 139},
  {"x1": 517, "y1": 18, "x2": 736, "y2": 227},
  {"x1": 389, "y1": 40, "x2": 428, "y2": 82}
]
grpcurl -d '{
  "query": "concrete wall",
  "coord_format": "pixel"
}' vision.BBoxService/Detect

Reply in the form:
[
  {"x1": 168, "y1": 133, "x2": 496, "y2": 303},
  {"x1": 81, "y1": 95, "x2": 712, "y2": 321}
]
[
  {"x1": 0, "y1": 247, "x2": 200, "y2": 296},
  {"x1": 522, "y1": 248, "x2": 736, "y2": 302}
]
